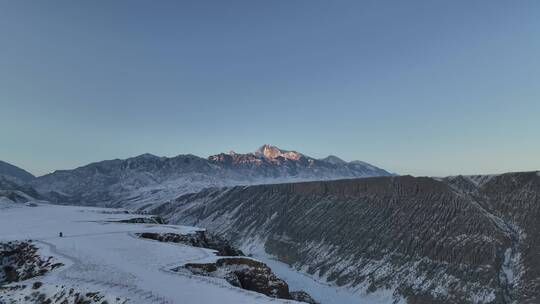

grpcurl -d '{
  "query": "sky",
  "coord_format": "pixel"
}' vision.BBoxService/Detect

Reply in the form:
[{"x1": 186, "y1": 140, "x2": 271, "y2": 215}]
[{"x1": 0, "y1": 0, "x2": 539, "y2": 177}]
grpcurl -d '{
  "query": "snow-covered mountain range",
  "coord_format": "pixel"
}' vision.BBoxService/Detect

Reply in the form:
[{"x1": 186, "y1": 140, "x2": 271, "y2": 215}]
[{"x1": 26, "y1": 145, "x2": 392, "y2": 207}]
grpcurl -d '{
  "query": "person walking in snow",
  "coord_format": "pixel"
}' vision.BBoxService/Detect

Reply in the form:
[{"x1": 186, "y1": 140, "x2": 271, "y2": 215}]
[{"x1": 59, "y1": 232, "x2": 63, "y2": 237}]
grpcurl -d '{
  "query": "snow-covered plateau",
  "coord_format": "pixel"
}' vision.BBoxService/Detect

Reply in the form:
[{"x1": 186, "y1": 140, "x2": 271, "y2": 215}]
[{"x1": 0, "y1": 203, "x2": 309, "y2": 304}]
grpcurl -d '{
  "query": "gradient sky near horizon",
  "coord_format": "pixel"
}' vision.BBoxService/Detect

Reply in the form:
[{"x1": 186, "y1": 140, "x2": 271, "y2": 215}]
[{"x1": 1, "y1": 0, "x2": 539, "y2": 177}]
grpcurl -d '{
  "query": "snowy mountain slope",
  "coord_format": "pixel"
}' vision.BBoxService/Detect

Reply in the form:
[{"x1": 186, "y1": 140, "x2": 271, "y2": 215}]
[
  {"x1": 150, "y1": 171, "x2": 540, "y2": 304},
  {"x1": 31, "y1": 145, "x2": 392, "y2": 208},
  {"x1": 0, "y1": 160, "x2": 35, "y2": 183},
  {"x1": 0, "y1": 174, "x2": 44, "y2": 207},
  {"x1": 0, "y1": 204, "x2": 308, "y2": 304},
  {"x1": 0, "y1": 161, "x2": 44, "y2": 207}
]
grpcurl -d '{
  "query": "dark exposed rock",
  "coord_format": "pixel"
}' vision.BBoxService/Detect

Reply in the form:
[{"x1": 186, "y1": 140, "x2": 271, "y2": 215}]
[
  {"x1": 31, "y1": 281, "x2": 42, "y2": 290},
  {"x1": 156, "y1": 172, "x2": 540, "y2": 303},
  {"x1": 0, "y1": 284, "x2": 127, "y2": 304},
  {"x1": 153, "y1": 227, "x2": 318, "y2": 301},
  {"x1": 0, "y1": 241, "x2": 63, "y2": 285},
  {"x1": 290, "y1": 291, "x2": 319, "y2": 304},
  {"x1": 115, "y1": 216, "x2": 167, "y2": 224},
  {"x1": 181, "y1": 257, "x2": 315, "y2": 302},
  {"x1": 137, "y1": 231, "x2": 244, "y2": 256}
]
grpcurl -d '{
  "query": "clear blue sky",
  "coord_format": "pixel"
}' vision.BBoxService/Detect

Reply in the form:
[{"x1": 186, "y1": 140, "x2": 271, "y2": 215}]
[{"x1": 1, "y1": 0, "x2": 539, "y2": 177}]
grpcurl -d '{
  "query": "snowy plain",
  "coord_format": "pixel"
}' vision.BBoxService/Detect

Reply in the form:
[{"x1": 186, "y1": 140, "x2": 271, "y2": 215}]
[{"x1": 0, "y1": 203, "x2": 300, "y2": 304}]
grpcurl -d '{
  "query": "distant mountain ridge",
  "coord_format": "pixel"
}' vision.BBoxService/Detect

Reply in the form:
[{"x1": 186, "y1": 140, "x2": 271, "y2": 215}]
[
  {"x1": 0, "y1": 161, "x2": 42, "y2": 206},
  {"x1": 0, "y1": 174, "x2": 43, "y2": 207},
  {"x1": 0, "y1": 160, "x2": 35, "y2": 182},
  {"x1": 30, "y1": 145, "x2": 392, "y2": 207}
]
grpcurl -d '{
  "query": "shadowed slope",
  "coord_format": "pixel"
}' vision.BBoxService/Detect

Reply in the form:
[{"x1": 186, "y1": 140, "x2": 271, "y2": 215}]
[{"x1": 153, "y1": 173, "x2": 540, "y2": 303}]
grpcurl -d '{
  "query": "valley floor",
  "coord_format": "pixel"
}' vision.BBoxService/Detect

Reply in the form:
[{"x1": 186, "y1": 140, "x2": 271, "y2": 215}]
[
  {"x1": 0, "y1": 204, "x2": 299, "y2": 304},
  {"x1": 255, "y1": 255, "x2": 395, "y2": 304}
]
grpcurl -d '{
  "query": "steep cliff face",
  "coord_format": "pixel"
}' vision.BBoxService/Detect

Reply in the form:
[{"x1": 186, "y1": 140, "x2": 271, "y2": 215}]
[
  {"x1": 151, "y1": 172, "x2": 540, "y2": 304},
  {"x1": 461, "y1": 172, "x2": 540, "y2": 303}
]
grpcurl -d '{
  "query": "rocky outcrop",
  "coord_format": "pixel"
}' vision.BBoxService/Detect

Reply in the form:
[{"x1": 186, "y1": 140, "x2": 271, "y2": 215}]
[
  {"x1": 116, "y1": 216, "x2": 167, "y2": 224},
  {"x1": 137, "y1": 231, "x2": 244, "y2": 256},
  {"x1": 0, "y1": 241, "x2": 63, "y2": 285},
  {"x1": 290, "y1": 291, "x2": 318, "y2": 304},
  {"x1": 180, "y1": 257, "x2": 317, "y2": 303},
  {"x1": 0, "y1": 283, "x2": 127, "y2": 304},
  {"x1": 154, "y1": 172, "x2": 540, "y2": 304},
  {"x1": 135, "y1": 225, "x2": 316, "y2": 301}
]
